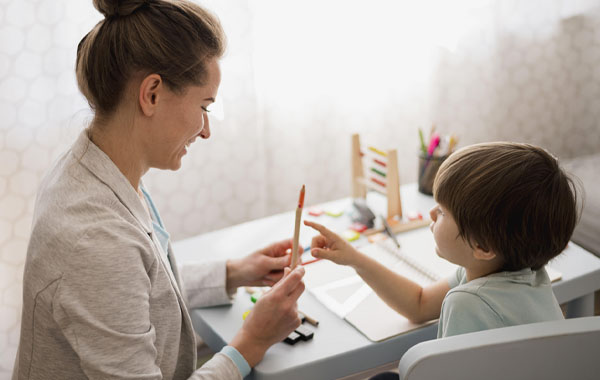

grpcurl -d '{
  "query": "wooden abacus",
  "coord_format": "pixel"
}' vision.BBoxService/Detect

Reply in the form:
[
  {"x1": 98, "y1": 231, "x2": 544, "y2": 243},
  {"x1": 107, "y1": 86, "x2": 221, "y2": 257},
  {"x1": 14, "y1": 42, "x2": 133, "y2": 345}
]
[{"x1": 351, "y1": 133, "x2": 430, "y2": 234}]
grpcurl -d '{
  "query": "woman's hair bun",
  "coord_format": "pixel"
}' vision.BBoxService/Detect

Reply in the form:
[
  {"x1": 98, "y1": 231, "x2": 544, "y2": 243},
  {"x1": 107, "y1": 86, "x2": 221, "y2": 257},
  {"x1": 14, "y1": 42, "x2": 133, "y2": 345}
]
[{"x1": 93, "y1": 0, "x2": 149, "y2": 18}]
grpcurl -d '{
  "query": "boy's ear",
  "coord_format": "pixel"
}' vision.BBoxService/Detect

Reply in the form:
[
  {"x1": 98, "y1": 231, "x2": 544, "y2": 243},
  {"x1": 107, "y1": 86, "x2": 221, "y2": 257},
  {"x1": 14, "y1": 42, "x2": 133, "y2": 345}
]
[
  {"x1": 472, "y1": 243, "x2": 497, "y2": 261},
  {"x1": 139, "y1": 74, "x2": 163, "y2": 117}
]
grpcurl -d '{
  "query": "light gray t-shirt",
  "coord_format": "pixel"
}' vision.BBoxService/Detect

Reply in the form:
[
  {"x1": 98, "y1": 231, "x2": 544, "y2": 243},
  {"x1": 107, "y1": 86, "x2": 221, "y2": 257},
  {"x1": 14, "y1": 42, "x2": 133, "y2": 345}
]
[{"x1": 438, "y1": 266, "x2": 564, "y2": 338}]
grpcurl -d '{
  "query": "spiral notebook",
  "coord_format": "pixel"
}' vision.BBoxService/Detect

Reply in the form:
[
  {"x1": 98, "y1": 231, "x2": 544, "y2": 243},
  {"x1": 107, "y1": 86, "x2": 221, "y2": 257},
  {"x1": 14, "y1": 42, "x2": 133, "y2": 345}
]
[{"x1": 303, "y1": 227, "x2": 562, "y2": 342}]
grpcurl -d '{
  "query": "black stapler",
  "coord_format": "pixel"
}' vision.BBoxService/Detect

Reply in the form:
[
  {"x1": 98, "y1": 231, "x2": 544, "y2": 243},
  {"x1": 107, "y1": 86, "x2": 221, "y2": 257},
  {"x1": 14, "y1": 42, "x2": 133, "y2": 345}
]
[{"x1": 351, "y1": 198, "x2": 376, "y2": 228}]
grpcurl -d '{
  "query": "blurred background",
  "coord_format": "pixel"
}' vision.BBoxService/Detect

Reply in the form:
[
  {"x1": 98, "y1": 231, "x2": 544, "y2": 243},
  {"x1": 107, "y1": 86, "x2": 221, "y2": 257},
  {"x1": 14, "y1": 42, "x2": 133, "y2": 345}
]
[{"x1": 2, "y1": 0, "x2": 600, "y2": 376}]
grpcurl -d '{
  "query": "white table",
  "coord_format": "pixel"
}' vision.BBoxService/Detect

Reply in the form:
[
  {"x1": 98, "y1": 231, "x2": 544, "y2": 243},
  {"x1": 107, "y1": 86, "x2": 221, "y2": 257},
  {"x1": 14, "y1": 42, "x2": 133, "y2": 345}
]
[{"x1": 173, "y1": 184, "x2": 600, "y2": 379}]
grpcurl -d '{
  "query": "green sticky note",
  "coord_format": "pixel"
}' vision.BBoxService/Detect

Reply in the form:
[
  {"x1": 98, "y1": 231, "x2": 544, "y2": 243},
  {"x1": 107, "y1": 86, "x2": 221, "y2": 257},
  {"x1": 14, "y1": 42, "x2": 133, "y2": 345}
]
[
  {"x1": 325, "y1": 209, "x2": 344, "y2": 217},
  {"x1": 250, "y1": 291, "x2": 262, "y2": 303}
]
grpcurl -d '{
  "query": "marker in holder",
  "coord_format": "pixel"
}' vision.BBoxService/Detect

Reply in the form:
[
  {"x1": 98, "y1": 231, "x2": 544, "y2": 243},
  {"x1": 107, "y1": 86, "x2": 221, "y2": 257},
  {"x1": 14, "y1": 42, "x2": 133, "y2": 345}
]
[{"x1": 418, "y1": 153, "x2": 447, "y2": 195}]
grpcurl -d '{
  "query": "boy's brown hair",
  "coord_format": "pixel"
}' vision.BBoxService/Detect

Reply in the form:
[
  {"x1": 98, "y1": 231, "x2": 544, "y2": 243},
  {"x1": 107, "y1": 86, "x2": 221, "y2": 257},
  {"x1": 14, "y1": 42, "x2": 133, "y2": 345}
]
[{"x1": 433, "y1": 142, "x2": 580, "y2": 271}]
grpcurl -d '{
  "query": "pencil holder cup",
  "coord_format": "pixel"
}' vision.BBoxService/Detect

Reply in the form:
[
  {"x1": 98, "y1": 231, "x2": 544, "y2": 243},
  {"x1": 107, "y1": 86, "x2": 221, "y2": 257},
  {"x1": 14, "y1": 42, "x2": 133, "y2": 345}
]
[{"x1": 418, "y1": 154, "x2": 447, "y2": 195}]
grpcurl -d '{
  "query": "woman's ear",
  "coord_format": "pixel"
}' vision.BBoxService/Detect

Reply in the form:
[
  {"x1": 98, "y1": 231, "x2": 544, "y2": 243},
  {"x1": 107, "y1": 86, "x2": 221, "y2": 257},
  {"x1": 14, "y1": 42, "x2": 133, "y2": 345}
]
[{"x1": 139, "y1": 74, "x2": 162, "y2": 116}]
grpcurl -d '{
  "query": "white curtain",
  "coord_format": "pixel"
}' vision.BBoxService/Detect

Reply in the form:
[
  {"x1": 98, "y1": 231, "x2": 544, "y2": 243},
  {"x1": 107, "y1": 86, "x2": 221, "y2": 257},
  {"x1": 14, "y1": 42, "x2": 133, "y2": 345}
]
[{"x1": 2, "y1": 0, "x2": 600, "y2": 376}]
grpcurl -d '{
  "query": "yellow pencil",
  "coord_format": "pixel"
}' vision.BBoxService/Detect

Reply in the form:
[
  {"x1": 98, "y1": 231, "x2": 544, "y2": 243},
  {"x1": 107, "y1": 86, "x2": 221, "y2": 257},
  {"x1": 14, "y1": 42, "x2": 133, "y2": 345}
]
[
  {"x1": 447, "y1": 135, "x2": 458, "y2": 155},
  {"x1": 291, "y1": 185, "x2": 305, "y2": 269}
]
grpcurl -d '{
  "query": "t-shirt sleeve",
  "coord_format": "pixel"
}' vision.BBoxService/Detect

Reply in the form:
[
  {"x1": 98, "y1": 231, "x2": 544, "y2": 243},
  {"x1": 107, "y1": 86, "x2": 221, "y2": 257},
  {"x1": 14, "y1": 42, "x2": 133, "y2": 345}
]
[
  {"x1": 438, "y1": 290, "x2": 504, "y2": 338},
  {"x1": 447, "y1": 266, "x2": 466, "y2": 289}
]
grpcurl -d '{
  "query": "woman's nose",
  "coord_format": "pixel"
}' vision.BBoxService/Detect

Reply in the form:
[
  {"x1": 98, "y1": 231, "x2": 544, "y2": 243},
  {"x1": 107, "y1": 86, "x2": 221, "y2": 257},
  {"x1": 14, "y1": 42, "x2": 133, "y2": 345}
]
[{"x1": 200, "y1": 114, "x2": 211, "y2": 139}]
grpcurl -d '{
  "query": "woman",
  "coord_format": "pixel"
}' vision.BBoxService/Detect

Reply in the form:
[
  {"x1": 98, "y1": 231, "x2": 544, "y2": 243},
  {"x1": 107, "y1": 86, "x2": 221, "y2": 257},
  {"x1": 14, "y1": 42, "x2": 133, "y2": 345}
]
[{"x1": 12, "y1": 1, "x2": 305, "y2": 379}]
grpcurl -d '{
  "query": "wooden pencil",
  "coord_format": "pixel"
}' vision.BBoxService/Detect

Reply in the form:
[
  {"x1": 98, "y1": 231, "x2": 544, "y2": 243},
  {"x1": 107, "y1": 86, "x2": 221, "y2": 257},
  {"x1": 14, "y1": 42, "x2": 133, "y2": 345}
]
[{"x1": 291, "y1": 185, "x2": 305, "y2": 269}]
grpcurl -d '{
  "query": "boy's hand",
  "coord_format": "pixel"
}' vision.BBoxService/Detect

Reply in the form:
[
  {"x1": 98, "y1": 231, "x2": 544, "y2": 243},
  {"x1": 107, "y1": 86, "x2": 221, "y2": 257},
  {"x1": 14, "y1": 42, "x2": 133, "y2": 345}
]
[
  {"x1": 226, "y1": 239, "x2": 295, "y2": 291},
  {"x1": 304, "y1": 220, "x2": 362, "y2": 267},
  {"x1": 230, "y1": 266, "x2": 305, "y2": 367}
]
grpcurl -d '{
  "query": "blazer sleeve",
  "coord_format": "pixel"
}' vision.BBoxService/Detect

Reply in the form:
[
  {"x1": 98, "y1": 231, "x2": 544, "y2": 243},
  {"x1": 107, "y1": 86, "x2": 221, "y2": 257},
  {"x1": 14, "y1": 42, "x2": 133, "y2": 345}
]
[
  {"x1": 52, "y1": 223, "x2": 164, "y2": 379},
  {"x1": 178, "y1": 259, "x2": 234, "y2": 308},
  {"x1": 52, "y1": 223, "x2": 242, "y2": 380},
  {"x1": 190, "y1": 353, "x2": 243, "y2": 380}
]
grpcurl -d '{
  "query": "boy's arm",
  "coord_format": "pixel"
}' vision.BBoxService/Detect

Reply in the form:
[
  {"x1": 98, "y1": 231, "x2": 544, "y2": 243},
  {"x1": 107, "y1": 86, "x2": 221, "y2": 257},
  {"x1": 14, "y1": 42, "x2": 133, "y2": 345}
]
[
  {"x1": 353, "y1": 253, "x2": 450, "y2": 322},
  {"x1": 305, "y1": 220, "x2": 450, "y2": 323}
]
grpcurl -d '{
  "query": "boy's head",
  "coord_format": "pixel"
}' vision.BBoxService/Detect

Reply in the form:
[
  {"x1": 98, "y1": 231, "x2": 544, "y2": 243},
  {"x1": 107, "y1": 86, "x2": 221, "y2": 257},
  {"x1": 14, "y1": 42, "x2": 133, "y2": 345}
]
[{"x1": 433, "y1": 142, "x2": 580, "y2": 271}]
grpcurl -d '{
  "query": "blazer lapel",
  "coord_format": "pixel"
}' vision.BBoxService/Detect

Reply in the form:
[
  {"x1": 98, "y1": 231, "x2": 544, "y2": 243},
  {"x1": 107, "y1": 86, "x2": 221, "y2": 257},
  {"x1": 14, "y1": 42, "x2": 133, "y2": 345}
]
[
  {"x1": 72, "y1": 130, "x2": 197, "y2": 368},
  {"x1": 71, "y1": 130, "x2": 153, "y2": 236}
]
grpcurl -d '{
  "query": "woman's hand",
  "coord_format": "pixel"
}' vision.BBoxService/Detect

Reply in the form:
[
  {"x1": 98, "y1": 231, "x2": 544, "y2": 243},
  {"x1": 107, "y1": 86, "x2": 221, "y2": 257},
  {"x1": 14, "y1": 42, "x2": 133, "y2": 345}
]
[
  {"x1": 226, "y1": 239, "x2": 296, "y2": 292},
  {"x1": 304, "y1": 220, "x2": 362, "y2": 267},
  {"x1": 230, "y1": 266, "x2": 305, "y2": 367}
]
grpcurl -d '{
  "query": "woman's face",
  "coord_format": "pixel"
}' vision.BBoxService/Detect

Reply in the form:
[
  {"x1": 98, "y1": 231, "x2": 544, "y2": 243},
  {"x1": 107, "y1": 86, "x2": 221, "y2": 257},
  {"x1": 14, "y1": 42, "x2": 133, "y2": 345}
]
[{"x1": 147, "y1": 58, "x2": 221, "y2": 171}]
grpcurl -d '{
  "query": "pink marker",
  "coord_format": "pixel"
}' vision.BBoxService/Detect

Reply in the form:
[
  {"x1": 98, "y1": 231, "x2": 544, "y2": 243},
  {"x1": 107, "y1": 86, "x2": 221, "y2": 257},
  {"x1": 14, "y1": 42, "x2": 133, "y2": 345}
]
[{"x1": 427, "y1": 132, "x2": 440, "y2": 157}]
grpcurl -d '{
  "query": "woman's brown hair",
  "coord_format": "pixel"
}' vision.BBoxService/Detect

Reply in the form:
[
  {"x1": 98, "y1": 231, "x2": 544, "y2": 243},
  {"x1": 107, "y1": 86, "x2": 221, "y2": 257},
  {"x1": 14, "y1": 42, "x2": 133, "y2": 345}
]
[
  {"x1": 76, "y1": 0, "x2": 226, "y2": 117},
  {"x1": 433, "y1": 142, "x2": 580, "y2": 271}
]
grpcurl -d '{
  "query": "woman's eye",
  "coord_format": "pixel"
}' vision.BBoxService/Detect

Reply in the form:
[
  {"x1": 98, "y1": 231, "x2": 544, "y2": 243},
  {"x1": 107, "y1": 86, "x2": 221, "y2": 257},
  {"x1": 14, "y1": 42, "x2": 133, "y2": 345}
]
[{"x1": 201, "y1": 106, "x2": 211, "y2": 113}]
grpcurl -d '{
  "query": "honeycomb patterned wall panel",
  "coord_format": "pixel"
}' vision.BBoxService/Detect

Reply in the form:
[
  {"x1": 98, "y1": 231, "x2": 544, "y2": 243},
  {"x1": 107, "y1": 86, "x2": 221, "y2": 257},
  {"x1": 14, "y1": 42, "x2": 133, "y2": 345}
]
[
  {"x1": 0, "y1": 1, "x2": 100, "y2": 375},
  {"x1": 2, "y1": 0, "x2": 600, "y2": 378}
]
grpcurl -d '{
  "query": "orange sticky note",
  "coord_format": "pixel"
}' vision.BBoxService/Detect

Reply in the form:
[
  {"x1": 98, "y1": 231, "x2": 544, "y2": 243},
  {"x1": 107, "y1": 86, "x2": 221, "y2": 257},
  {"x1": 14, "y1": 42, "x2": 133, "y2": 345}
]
[{"x1": 367, "y1": 232, "x2": 387, "y2": 243}]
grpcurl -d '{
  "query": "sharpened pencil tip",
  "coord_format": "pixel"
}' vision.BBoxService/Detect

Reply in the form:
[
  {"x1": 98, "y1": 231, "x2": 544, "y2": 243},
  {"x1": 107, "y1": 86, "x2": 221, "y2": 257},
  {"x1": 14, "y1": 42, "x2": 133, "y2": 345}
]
[{"x1": 298, "y1": 185, "x2": 305, "y2": 208}]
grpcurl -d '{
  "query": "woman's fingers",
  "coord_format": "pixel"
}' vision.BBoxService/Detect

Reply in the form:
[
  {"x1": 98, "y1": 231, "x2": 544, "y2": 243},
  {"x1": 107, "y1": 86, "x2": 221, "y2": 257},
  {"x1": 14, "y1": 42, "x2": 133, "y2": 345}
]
[
  {"x1": 266, "y1": 254, "x2": 290, "y2": 270},
  {"x1": 262, "y1": 238, "x2": 293, "y2": 257},
  {"x1": 274, "y1": 266, "x2": 304, "y2": 296},
  {"x1": 287, "y1": 278, "x2": 305, "y2": 302}
]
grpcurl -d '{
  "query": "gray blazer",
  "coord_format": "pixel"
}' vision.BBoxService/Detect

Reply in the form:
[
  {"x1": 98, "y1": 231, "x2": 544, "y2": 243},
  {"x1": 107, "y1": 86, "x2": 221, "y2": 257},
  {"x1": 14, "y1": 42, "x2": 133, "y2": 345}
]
[{"x1": 13, "y1": 131, "x2": 242, "y2": 379}]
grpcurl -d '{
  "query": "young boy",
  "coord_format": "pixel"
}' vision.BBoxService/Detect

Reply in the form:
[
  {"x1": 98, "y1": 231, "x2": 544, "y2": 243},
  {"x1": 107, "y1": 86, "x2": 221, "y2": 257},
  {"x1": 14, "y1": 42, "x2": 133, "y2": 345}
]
[{"x1": 305, "y1": 142, "x2": 579, "y2": 338}]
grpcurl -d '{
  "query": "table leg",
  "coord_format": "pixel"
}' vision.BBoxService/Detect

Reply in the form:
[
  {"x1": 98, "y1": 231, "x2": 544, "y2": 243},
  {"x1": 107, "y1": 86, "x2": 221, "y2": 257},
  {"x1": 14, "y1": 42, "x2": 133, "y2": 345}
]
[{"x1": 565, "y1": 293, "x2": 595, "y2": 318}]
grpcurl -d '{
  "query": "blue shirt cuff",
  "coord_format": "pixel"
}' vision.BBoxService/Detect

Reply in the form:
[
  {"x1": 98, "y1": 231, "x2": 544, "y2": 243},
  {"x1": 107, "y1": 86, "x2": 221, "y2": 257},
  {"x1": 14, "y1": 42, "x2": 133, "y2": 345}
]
[{"x1": 220, "y1": 345, "x2": 251, "y2": 378}]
